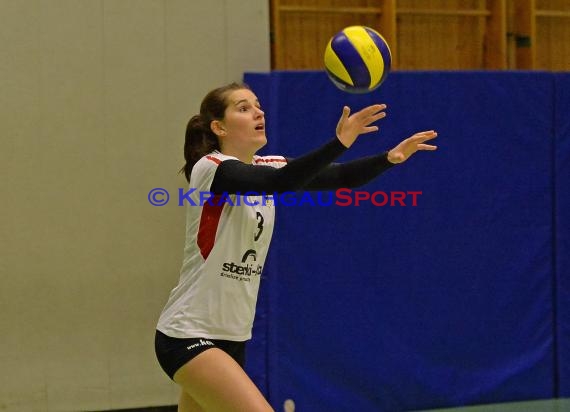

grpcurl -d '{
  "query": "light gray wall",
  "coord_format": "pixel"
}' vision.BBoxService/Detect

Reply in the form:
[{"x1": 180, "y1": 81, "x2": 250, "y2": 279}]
[{"x1": 0, "y1": 1, "x2": 270, "y2": 410}]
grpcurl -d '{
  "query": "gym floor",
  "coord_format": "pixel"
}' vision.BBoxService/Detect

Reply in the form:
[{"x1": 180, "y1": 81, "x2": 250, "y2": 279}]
[{"x1": 415, "y1": 398, "x2": 570, "y2": 412}]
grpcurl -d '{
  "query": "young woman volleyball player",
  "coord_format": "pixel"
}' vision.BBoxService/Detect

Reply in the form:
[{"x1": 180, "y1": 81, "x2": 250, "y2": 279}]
[{"x1": 155, "y1": 82, "x2": 437, "y2": 412}]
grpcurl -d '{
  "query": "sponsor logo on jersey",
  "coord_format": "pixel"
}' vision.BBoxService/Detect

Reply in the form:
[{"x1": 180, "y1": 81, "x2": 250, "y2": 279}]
[
  {"x1": 241, "y1": 249, "x2": 257, "y2": 262},
  {"x1": 220, "y1": 249, "x2": 263, "y2": 282}
]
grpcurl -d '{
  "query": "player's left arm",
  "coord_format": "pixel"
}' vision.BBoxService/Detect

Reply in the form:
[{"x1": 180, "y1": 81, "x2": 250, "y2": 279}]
[
  {"x1": 300, "y1": 130, "x2": 438, "y2": 190},
  {"x1": 298, "y1": 152, "x2": 393, "y2": 190}
]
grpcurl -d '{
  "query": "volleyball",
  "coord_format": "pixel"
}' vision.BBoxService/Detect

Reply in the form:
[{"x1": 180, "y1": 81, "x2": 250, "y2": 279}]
[{"x1": 324, "y1": 26, "x2": 392, "y2": 93}]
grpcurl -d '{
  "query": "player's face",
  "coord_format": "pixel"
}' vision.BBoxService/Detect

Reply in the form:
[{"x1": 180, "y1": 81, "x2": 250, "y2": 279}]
[{"x1": 220, "y1": 89, "x2": 267, "y2": 154}]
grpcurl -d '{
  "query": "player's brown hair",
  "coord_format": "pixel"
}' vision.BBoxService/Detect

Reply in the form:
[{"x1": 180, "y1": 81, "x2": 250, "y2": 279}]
[{"x1": 180, "y1": 82, "x2": 250, "y2": 182}]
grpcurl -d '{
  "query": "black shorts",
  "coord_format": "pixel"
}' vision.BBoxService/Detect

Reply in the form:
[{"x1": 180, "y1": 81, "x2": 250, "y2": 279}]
[{"x1": 154, "y1": 330, "x2": 246, "y2": 380}]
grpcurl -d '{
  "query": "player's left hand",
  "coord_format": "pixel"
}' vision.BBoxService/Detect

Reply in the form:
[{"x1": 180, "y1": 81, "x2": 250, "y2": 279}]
[{"x1": 387, "y1": 130, "x2": 438, "y2": 164}]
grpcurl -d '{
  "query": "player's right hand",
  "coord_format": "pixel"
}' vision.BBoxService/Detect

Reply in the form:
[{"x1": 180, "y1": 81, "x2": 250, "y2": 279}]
[{"x1": 336, "y1": 104, "x2": 387, "y2": 148}]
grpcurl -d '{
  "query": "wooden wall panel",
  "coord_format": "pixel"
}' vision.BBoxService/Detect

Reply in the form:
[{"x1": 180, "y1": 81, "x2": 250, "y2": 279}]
[
  {"x1": 535, "y1": 0, "x2": 570, "y2": 70},
  {"x1": 278, "y1": 12, "x2": 381, "y2": 69},
  {"x1": 397, "y1": 0, "x2": 487, "y2": 69},
  {"x1": 272, "y1": 0, "x2": 392, "y2": 69},
  {"x1": 271, "y1": 0, "x2": 569, "y2": 71}
]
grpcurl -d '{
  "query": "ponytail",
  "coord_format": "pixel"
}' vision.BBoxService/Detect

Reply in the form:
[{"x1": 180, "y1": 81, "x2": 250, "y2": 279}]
[{"x1": 179, "y1": 115, "x2": 220, "y2": 182}]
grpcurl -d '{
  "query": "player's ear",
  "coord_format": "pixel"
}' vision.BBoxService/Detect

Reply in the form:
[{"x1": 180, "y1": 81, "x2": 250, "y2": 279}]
[{"x1": 211, "y1": 120, "x2": 226, "y2": 137}]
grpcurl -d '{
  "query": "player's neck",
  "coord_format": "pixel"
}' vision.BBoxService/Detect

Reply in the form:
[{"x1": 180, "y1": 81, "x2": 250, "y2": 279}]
[{"x1": 221, "y1": 147, "x2": 255, "y2": 164}]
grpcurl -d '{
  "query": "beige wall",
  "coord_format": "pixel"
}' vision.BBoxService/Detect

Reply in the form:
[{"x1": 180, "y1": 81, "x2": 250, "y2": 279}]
[{"x1": 0, "y1": 0, "x2": 270, "y2": 410}]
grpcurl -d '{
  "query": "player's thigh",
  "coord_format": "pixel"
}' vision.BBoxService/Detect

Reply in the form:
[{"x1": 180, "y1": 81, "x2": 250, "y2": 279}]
[
  {"x1": 178, "y1": 390, "x2": 203, "y2": 412},
  {"x1": 174, "y1": 348, "x2": 273, "y2": 412}
]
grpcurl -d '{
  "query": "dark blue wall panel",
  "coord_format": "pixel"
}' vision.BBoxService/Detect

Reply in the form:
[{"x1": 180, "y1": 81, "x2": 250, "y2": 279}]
[
  {"x1": 245, "y1": 71, "x2": 558, "y2": 411},
  {"x1": 555, "y1": 73, "x2": 570, "y2": 398}
]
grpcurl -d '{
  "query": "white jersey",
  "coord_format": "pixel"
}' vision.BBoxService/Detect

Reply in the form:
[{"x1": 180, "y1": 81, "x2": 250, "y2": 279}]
[{"x1": 157, "y1": 151, "x2": 287, "y2": 341}]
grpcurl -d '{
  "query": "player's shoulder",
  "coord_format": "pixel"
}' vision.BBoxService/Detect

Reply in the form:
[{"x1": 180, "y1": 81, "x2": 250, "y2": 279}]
[
  {"x1": 195, "y1": 151, "x2": 238, "y2": 168},
  {"x1": 190, "y1": 152, "x2": 239, "y2": 187},
  {"x1": 252, "y1": 154, "x2": 287, "y2": 168}
]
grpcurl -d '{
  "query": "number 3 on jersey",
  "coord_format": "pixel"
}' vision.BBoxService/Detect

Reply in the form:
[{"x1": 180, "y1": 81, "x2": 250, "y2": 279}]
[{"x1": 254, "y1": 211, "x2": 264, "y2": 241}]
